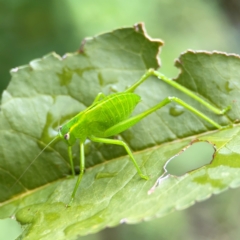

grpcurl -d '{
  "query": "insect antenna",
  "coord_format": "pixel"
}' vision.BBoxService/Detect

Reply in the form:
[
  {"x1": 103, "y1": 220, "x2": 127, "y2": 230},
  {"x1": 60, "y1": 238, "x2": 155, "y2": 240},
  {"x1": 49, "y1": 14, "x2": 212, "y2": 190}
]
[{"x1": 11, "y1": 135, "x2": 60, "y2": 190}]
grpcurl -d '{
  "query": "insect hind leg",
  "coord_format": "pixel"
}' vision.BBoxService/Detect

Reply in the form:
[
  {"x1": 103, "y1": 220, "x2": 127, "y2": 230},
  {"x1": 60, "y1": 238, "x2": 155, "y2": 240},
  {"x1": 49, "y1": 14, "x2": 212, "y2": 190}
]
[
  {"x1": 124, "y1": 69, "x2": 155, "y2": 93},
  {"x1": 125, "y1": 69, "x2": 230, "y2": 115},
  {"x1": 103, "y1": 96, "x2": 224, "y2": 140},
  {"x1": 89, "y1": 136, "x2": 149, "y2": 180}
]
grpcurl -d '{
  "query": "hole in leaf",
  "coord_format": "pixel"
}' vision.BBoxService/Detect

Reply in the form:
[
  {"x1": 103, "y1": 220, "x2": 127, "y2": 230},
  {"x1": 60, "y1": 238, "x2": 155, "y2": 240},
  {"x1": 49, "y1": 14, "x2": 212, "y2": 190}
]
[
  {"x1": 165, "y1": 141, "x2": 216, "y2": 176},
  {"x1": 148, "y1": 141, "x2": 216, "y2": 195},
  {"x1": 0, "y1": 218, "x2": 22, "y2": 239}
]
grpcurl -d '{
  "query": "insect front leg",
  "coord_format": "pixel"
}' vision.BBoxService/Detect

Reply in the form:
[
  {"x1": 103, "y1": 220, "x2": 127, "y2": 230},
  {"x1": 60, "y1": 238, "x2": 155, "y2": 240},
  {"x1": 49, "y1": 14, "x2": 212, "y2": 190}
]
[
  {"x1": 68, "y1": 146, "x2": 75, "y2": 177},
  {"x1": 89, "y1": 136, "x2": 149, "y2": 180},
  {"x1": 68, "y1": 141, "x2": 85, "y2": 207}
]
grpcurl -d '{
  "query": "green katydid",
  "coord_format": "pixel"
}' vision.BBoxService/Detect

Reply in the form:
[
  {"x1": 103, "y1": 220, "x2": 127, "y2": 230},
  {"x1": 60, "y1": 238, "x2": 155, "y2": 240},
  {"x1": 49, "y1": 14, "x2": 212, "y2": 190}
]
[{"x1": 15, "y1": 69, "x2": 231, "y2": 206}]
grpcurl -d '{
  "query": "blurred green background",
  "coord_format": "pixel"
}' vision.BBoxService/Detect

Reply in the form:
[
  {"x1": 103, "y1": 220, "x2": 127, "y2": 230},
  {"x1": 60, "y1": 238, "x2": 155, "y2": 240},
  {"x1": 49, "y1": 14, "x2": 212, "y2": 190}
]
[{"x1": 1, "y1": 0, "x2": 240, "y2": 239}]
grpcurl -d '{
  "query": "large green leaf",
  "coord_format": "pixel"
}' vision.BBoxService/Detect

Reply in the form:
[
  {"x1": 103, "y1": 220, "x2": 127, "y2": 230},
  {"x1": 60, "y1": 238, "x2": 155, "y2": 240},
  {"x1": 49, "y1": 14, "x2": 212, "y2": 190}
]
[{"x1": 0, "y1": 23, "x2": 240, "y2": 240}]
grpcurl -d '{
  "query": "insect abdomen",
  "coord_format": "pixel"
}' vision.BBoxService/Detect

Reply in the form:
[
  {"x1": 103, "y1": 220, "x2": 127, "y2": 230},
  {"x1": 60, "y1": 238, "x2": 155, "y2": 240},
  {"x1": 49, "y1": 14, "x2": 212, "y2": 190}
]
[{"x1": 86, "y1": 92, "x2": 141, "y2": 136}]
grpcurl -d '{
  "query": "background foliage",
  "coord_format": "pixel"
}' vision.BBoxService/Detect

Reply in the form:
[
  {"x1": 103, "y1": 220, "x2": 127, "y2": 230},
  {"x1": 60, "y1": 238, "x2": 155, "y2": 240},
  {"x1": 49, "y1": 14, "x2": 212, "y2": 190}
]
[{"x1": 1, "y1": 0, "x2": 240, "y2": 240}]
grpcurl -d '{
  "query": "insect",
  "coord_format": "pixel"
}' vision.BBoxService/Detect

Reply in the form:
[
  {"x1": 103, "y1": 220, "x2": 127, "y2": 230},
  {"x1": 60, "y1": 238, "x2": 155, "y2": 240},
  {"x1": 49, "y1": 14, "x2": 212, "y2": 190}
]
[{"x1": 15, "y1": 69, "x2": 231, "y2": 206}]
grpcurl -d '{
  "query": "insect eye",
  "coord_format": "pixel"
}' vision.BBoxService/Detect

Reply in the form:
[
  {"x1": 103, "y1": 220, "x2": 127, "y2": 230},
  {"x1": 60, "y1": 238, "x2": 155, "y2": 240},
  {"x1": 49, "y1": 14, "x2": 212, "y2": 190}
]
[{"x1": 64, "y1": 133, "x2": 70, "y2": 140}]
